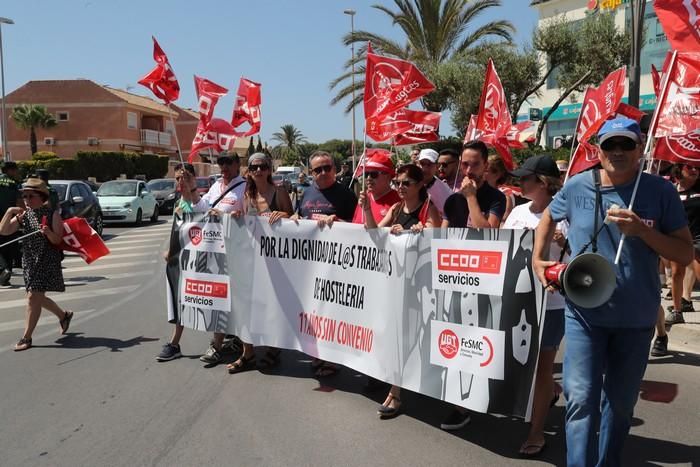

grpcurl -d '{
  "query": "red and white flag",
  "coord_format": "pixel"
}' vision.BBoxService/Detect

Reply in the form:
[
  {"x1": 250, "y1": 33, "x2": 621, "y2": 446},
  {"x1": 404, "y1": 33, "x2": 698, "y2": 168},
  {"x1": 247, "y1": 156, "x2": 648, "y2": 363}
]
[
  {"x1": 188, "y1": 118, "x2": 237, "y2": 163},
  {"x1": 654, "y1": 52, "x2": 700, "y2": 137},
  {"x1": 463, "y1": 114, "x2": 481, "y2": 142},
  {"x1": 654, "y1": 129, "x2": 700, "y2": 166},
  {"x1": 363, "y1": 43, "x2": 435, "y2": 120},
  {"x1": 392, "y1": 110, "x2": 441, "y2": 146},
  {"x1": 231, "y1": 78, "x2": 262, "y2": 137},
  {"x1": 505, "y1": 121, "x2": 537, "y2": 149},
  {"x1": 138, "y1": 37, "x2": 180, "y2": 104},
  {"x1": 654, "y1": 0, "x2": 700, "y2": 52},
  {"x1": 60, "y1": 217, "x2": 110, "y2": 264},
  {"x1": 366, "y1": 108, "x2": 415, "y2": 142},
  {"x1": 194, "y1": 76, "x2": 228, "y2": 124},
  {"x1": 616, "y1": 102, "x2": 645, "y2": 123},
  {"x1": 474, "y1": 59, "x2": 514, "y2": 169}
]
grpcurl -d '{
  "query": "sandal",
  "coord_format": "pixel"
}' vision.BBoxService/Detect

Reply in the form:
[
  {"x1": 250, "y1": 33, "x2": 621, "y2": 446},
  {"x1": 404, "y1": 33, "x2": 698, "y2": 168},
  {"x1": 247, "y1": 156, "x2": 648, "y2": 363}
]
[
  {"x1": 60, "y1": 310, "x2": 74, "y2": 335},
  {"x1": 519, "y1": 441, "x2": 546, "y2": 458},
  {"x1": 315, "y1": 362, "x2": 339, "y2": 377},
  {"x1": 14, "y1": 337, "x2": 32, "y2": 352},
  {"x1": 226, "y1": 354, "x2": 256, "y2": 374},
  {"x1": 377, "y1": 394, "x2": 402, "y2": 418},
  {"x1": 258, "y1": 348, "x2": 281, "y2": 369}
]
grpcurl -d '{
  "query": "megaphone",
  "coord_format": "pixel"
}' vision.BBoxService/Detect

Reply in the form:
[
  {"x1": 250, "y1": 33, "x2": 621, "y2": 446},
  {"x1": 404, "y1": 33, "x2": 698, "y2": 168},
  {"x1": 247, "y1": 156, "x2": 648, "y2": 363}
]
[{"x1": 544, "y1": 253, "x2": 616, "y2": 309}]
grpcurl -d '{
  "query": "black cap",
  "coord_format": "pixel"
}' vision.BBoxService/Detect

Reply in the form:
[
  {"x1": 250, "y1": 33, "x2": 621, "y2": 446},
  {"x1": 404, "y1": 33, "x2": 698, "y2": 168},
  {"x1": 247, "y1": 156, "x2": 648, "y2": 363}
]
[
  {"x1": 510, "y1": 155, "x2": 559, "y2": 178},
  {"x1": 216, "y1": 153, "x2": 240, "y2": 165}
]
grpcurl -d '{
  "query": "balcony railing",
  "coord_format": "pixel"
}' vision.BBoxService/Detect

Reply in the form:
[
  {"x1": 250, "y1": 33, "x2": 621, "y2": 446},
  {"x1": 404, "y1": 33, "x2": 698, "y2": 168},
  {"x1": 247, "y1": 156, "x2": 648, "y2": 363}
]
[{"x1": 140, "y1": 129, "x2": 172, "y2": 147}]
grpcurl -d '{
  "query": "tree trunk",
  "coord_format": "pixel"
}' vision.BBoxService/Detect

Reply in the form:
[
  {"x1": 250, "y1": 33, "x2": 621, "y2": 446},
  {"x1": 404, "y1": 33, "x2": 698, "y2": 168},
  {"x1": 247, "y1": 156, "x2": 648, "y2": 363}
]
[
  {"x1": 30, "y1": 127, "x2": 37, "y2": 156},
  {"x1": 511, "y1": 66, "x2": 557, "y2": 123},
  {"x1": 535, "y1": 70, "x2": 592, "y2": 147}
]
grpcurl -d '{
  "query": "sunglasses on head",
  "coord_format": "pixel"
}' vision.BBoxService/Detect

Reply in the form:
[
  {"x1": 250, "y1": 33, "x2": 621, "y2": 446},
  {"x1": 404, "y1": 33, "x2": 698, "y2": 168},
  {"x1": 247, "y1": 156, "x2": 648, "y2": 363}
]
[
  {"x1": 249, "y1": 164, "x2": 269, "y2": 172},
  {"x1": 394, "y1": 179, "x2": 417, "y2": 188},
  {"x1": 364, "y1": 171, "x2": 381, "y2": 179},
  {"x1": 600, "y1": 137, "x2": 637, "y2": 152},
  {"x1": 311, "y1": 164, "x2": 334, "y2": 175}
]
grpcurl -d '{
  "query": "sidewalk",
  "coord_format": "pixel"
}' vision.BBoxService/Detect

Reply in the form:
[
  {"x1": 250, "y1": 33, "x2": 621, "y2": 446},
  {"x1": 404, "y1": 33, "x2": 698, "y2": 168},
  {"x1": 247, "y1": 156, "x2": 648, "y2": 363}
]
[{"x1": 661, "y1": 292, "x2": 700, "y2": 354}]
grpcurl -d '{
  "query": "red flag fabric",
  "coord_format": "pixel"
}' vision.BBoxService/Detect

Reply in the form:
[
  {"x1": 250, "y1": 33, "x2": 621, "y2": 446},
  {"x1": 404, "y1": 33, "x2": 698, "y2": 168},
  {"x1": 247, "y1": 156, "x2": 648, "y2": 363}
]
[
  {"x1": 654, "y1": 129, "x2": 700, "y2": 166},
  {"x1": 366, "y1": 108, "x2": 415, "y2": 142},
  {"x1": 231, "y1": 78, "x2": 262, "y2": 137},
  {"x1": 137, "y1": 37, "x2": 180, "y2": 104},
  {"x1": 463, "y1": 114, "x2": 481, "y2": 143},
  {"x1": 188, "y1": 118, "x2": 237, "y2": 162},
  {"x1": 60, "y1": 217, "x2": 110, "y2": 264},
  {"x1": 194, "y1": 76, "x2": 228, "y2": 124},
  {"x1": 569, "y1": 141, "x2": 601, "y2": 177},
  {"x1": 654, "y1": 0, "x2": 700, "y2": 52},
  {"x1": 616, "y1": 102, "x2": 645, "y2": 123},
  {"x1": 577, "y1": 67, "x2": 627, "y2": 142},
  {"x1": 505, "y1": 121, "x2": 537, "y2": 149},
  {"x1": 353, "y1": 148, "x2": 393, "y2": 177},
  {"x1": 363, "y1": 44, "x2": 435, "y2": 120},
  {"x1": 391, "y1": 110, "x2": 441, "y2": 146},
  {"x1": 474, "y1": 59, "x2": 514, "y2": 170},
  {"x1": 655, "y1": 52, "x2": 700, "y2": 137},
  {"x1": 652, "y1": 64, "x2": 661, "y2": 98}
]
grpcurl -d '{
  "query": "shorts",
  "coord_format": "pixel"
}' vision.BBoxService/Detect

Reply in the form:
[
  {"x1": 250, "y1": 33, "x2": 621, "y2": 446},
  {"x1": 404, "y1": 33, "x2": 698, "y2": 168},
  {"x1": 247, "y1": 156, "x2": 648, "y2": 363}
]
[{"x1": 541, "y1": 308, "x2": 565, "y2": 351}]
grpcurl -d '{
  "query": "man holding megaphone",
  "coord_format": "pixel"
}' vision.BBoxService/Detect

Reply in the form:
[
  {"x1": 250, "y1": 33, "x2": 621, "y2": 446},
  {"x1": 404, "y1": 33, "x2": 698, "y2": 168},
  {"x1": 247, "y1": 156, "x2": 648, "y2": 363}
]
[{"x1": 533, "y1": 117, "x2": 693, "y2": 467}]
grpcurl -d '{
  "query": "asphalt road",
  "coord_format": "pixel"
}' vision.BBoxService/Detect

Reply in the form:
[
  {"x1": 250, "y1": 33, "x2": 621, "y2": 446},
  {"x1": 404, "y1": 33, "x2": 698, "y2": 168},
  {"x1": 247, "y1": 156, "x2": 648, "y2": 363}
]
[{"x1": 0, "y1": 218, "x2": 698, "y2": 466}]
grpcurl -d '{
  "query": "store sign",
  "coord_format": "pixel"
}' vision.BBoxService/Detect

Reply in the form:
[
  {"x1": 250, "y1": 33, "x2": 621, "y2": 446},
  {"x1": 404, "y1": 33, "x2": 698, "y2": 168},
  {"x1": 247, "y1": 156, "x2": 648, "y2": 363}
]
[{"x1": 587, "y1": 0, "x2": 630, "y2": 11}]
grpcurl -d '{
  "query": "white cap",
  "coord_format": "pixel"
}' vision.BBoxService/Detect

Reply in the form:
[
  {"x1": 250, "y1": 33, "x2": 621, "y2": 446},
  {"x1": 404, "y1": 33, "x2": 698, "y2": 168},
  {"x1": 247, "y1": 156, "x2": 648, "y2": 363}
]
[{"x1": 418, "y1": 149, "x2": 438, "y2": 163}]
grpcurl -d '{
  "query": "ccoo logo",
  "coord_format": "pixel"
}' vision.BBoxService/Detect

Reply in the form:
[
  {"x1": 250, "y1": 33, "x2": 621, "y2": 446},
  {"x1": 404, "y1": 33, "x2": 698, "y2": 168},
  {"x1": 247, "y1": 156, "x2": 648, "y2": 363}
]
[
  {"x1": 189, "y1": 226, "x2": 202, "y2": 246},
  {"x1": 438, "y1": 329, "x2": 459, "y2": 359}
]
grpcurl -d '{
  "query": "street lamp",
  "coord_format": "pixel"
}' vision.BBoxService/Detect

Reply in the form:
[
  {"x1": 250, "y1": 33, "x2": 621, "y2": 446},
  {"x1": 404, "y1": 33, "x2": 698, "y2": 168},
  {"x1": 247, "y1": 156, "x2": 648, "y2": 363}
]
[
  {"x1": 343, "y1": 8, "x2": 356, "y2": 172},
  {"x1": 0, "y1": 17, "x2": 14, "y2": 162},
  {"x1": 628, "y1": 0, "x2": 645, "y2": 110}
]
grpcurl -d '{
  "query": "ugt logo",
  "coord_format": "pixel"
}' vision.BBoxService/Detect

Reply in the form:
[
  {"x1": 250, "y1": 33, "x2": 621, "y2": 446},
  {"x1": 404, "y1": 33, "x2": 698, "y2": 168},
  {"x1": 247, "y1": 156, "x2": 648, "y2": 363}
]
[
  {"x1": 189, "y1": 226, "x2": 202, "y2": 246},
  {"x1": 438, "y1": 329, "x2": 459, "y2": 359}
]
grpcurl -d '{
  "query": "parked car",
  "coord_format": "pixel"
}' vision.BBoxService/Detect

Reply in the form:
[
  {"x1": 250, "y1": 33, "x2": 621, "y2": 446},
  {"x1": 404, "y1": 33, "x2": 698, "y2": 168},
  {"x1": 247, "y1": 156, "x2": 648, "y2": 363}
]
[
  {"x1": 51, "y1": 180, "x2": 104, "y2": 236},
  {"x1": 195, "y1": 176, "x2": 215, "y2": 195},
  {"x1": 83, "y1": 180, "x2": 100, "y2": 194},
  {"x1": 147, "y1": 178, "x2": 179, "y2": 214},
  {"x1": 97, "y1": 180, "x2": 158, "y2": 225},
  {"x1": 272, "y1": 174, "x2": 292, "y2": 193}
]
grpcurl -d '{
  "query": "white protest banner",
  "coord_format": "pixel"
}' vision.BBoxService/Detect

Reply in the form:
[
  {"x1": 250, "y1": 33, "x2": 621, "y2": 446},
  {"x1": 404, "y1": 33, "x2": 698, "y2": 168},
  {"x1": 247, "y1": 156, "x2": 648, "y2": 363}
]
[{"x1": 167, "y1": 215, "x2": 545, "y2": 418}]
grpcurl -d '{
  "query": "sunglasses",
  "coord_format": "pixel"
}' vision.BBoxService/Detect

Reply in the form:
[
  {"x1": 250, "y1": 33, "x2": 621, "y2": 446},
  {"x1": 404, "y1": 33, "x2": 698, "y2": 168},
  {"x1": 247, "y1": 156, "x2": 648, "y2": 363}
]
[
  {"x1": 394, "y1": 179, "x2": 417, "y2": 188},
  {"x1": 364, "y1": 171, "x2": 381, "y2": 179},
  {"x1": 311, "y1": 164, "x2": 334, "y2": 175},
  {"x1": 600, "y1": 138, "x2": 637, "y2": 152},
  {"x1": 418, "y1": 160, "x2": 434, "y2": 167},
  {"x1": 249, "y1": 164, "x2": 269, "y2": 172},
  {"x1": 437, "y1": 161, "x2": 455, "y2": 168}
]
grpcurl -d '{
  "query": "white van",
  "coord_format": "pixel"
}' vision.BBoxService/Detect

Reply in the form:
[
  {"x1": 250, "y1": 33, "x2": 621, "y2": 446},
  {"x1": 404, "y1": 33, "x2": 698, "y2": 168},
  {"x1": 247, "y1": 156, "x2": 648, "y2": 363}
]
[{"x1": 275, "y1": 166, "x2": 302, "y2": 176}]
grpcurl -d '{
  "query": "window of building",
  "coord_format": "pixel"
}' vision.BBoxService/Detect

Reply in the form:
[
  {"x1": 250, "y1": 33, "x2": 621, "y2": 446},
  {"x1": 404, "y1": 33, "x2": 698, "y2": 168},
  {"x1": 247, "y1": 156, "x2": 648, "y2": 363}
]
[
  {"x1": 626, "y1": 1, "x2": 669, "y2": 74},
  {"x1": 57, "y1": 111, "x2": 69, "y2": 122},
  {"x1": 127, "y1": 112, "x2": 138, "y2": 129}
]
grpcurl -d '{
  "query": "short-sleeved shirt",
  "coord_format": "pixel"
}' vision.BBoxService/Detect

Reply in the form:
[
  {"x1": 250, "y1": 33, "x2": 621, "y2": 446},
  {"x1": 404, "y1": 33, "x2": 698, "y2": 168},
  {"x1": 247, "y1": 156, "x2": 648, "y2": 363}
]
[
  {"x1": 196, "y1": 176, "x2": 246, "y2": 213},
  {"x1": 351, "y1": 189, "x2": 401, "y2": 224},
  {"x1": 443, "y1": 182, "x2": 506, "y2": 228},
  {"x1": 0, "y1": 174, "x2": 20, "y2": 218},
  {"x1": 426, "y1": 177, "x2": 453, "y2": 216},
  {"x1": 297, "y1": 182, "x2": 358, "y2": 221},
  {"x1": 548, "y1": 170, "x2": 688, "y2": 328}
]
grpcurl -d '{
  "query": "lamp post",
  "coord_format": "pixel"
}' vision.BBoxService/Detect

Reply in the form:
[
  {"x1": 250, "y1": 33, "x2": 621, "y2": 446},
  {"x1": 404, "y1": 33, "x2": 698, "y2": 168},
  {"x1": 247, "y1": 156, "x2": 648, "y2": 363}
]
[
  {"x1": 628, "y1": 0, "x2": 645, "y2": 110},
  {"x1": 343, "y1": 8, "x2": 356, "y2": 172},
  {"x1": 0, "y1": 17, "x2": 14, "y2": 162}
]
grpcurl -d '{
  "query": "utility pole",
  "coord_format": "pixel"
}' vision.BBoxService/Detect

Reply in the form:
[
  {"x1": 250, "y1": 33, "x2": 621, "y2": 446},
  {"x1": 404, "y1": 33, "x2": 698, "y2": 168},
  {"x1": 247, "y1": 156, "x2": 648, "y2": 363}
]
[{"x1": 628, "y1": 0, "x2": 646, "y2": 109}]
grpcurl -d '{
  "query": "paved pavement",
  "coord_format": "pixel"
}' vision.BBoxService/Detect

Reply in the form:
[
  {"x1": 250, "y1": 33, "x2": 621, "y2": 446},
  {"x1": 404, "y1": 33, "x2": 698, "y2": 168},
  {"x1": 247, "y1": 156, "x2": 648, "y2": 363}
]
[{"x1": 0, "y1": 219, "x2": 698, "y2": 466}]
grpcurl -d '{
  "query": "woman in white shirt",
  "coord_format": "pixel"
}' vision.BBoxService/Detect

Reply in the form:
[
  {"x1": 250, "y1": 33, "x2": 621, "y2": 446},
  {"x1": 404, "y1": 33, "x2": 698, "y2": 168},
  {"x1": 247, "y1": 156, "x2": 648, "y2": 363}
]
[{"x1": 504, "y1": 155, "x2": 566, "y2": 458}]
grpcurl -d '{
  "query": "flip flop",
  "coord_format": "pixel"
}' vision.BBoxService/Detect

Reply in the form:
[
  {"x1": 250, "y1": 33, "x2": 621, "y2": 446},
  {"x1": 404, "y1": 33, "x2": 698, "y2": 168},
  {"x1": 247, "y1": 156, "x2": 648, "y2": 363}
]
[
  {"x1": 226, "y1": 354, "x2": 256, "y2": 374},
  {"x1": 519, "y1": 441, "x2": 546, "y2": 458},
  {"x1": 60, "y1": 311, "x2": 73, "y2": 335},
  {"x1": 14, "y1": 337, "x2": 32, "y2": 352}
]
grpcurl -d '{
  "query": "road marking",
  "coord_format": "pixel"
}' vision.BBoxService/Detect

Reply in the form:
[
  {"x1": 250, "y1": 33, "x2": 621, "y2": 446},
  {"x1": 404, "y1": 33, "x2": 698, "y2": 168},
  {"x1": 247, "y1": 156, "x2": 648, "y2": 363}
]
[
  {"x1": 66, "y1": 245, "x2": 155, "y2": 254},
  {"x1": 111, "y1": 232, "x2": 168, "y2": 239},
  {"x1": 63, "y1": 252, "x2": 158, "y2": 265},
  {"x1": 104, "y1": 239, "x2": 165, "y2": 246},
  {"x1": 64, "y1": 260, "x2": 158, "y2": 273},
  {"x1": 0, "y1": 285, "x2": 138, "y2": 310},
  {"x1": 63, "y1": 270, "x2": 154, "y2": 282},
  {"x1": 0, "y1": 309, "x2": 96, "y2": 333}
]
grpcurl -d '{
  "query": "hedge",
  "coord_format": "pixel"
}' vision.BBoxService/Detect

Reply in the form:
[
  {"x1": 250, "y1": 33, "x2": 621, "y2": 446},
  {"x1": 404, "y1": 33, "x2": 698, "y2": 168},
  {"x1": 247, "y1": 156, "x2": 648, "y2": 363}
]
[{"x1": 16, "y1": 151, "x2": 169, "y2": 181}]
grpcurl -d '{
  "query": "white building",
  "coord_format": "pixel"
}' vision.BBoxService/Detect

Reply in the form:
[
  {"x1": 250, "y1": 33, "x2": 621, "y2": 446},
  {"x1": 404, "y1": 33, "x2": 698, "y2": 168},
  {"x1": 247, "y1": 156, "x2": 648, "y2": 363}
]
[{"x1": 528, "y1": 0, "x2": 669, "y2": 146}]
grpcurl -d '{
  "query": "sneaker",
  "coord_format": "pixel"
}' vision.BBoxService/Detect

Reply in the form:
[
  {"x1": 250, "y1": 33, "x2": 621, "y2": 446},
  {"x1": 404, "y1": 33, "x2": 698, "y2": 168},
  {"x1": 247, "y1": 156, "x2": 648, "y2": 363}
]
[
  {"x1": 681, "y1": 298, "x2": 695, "y2": 314},
  {"x1": 651, "y1": 335, "x2": 668, "y2": 357},
  {"x1": 440, "y1": 409, "x2": 471, "y2": 431},
  {"x1": 156, "y1": 343, "x2": 182, "y2": 362},
  {"x1": 199, "y1": 345, "x2": 222, "y2": 364},
  {"x1": 0, "y1": 269, "x2": 11, "y2": 286},
  {"x1": 665, "y1": 309, "x2": 685, "y2": 325}
]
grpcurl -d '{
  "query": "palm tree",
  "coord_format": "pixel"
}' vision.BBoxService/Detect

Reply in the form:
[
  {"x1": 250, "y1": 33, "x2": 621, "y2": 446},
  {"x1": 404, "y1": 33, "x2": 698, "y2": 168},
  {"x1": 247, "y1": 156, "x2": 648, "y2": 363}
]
[
  {"x1": 271, "y1": 124, "x2": 308, "y2": 164},
  {"x1": 330, "y1": 0, "x2": 514, "y2": 113},
  {"x1": 11, "y1": 104, "x2": 58, "y2": 155}
]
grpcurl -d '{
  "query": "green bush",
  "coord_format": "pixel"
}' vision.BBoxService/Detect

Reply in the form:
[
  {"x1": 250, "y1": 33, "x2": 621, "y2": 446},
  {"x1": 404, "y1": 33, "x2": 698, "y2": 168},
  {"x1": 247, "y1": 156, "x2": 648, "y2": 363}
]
[{"x1": 32, "y1": 151, "x2": 60, "y2": 161}]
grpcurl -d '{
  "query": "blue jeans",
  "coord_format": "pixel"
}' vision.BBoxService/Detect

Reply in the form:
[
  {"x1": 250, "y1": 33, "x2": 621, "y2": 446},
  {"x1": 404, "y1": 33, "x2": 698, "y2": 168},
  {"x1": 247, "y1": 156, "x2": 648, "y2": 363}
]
[{"x1": 563, "y1": 312, "x2": 654, "y2": 467}]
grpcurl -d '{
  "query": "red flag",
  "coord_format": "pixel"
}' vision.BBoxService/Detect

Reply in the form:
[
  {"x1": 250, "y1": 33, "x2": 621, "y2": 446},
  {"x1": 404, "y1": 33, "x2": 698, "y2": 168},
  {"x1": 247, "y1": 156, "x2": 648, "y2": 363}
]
[
  {"x1": 654, "y1": 129, "x2": 700, "y2": 166},
  {"x1": 654, "y1": 0, "x2": 700, "y2": 52},
  {"x1": 655, "y1": 52, "x2": 700, "y2": 137},
  {"x1": 568, "y1": 141, "x2": 601, "y2": 177},
  {"x1": 577, "y1": 67, "x2": 627, "y2": 143},
  {"x1": 463, "y1": 114, "x2": 482, "y2": 143},
  {"x1": 231, "y1": 78, "x2": 262, "y2": 137},
  {"x1": 366, "y1": 108, "x2": 415, "y2": 142},
  {"x1": 188, "y1": 118, "x2": 237, "y2": 162},
  {"x1": 474, "y1": 59, "x2": 514, "y2": 170},
  {"x1": 363, "y1": 43, "x2": 435, "y2": 120},
  {"x1": 60, "y1": 217, "x2": 110, "y2": 264},
  {"x1": 194, "y1": 76, "x2": 228, "y2": 124},
  {"x1": 505, "y1": 121, "x2": 537, "y2": 149},
  {"x1": 616, "y1": 102, "x2": 645, "y2": 123},
  {"x1": 652, "y1": 64, "x2": 661, "y2": 98},
  {"x1": 392, "y1": 110, "x2": 441, "y2": 146},
  {"x1": 137, "y1": 37, "x2": 180, "y2": 104}
]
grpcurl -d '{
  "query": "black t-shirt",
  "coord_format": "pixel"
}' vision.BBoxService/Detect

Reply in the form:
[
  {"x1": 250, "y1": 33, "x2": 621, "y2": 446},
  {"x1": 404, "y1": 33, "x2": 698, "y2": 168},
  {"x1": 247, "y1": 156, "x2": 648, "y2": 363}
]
[
  {"x1": 443, "y1": 182, "x2": 506, "y2": 228},
  {"x1": 0, "y1": 174, "x2": 20, "y2": 218},
  {"x1": 679, "y1": 188, "x2": 700, "y2": 239},
  {"x1": 297, "y1": 182, "x2": 358, "y2": 222}
]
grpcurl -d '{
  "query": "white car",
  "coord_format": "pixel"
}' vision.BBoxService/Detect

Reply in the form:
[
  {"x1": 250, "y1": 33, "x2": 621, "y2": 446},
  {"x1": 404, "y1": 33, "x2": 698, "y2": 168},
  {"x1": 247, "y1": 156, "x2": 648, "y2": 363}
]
[{"x1": 97, "y1": 180, "x2": 159, "y2": 225}]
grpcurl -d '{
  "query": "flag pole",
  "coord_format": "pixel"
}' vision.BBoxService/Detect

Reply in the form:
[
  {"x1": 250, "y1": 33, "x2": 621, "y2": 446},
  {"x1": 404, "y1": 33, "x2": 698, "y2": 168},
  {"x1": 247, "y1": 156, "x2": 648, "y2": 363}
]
[
  {"x1": 167, "y1": 103, "x2": 185, "y2": 164},
  {"x1": 0, "y1": 229, "x2": 41, "y2": 249},
  {"x1": 614, "y1": 50, "x2": 678, "y2": 265}
]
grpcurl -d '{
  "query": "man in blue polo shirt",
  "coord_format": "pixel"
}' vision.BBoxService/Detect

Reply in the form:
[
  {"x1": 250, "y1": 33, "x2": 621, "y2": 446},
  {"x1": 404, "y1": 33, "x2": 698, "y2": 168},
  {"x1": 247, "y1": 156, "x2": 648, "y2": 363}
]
[{"x1": 533, "y1": 117, "x2": 692, "y2": 467}]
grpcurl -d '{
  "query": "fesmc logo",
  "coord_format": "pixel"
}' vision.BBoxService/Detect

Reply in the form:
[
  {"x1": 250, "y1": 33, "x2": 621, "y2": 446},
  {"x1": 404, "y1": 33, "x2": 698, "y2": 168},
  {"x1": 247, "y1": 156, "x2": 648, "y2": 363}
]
[
  {"x1": 438, "y1": 329, "x2": 495, "y2": 367},
  {"x1": 188, "y1": 225, "x2": 222, "y2": 247}
]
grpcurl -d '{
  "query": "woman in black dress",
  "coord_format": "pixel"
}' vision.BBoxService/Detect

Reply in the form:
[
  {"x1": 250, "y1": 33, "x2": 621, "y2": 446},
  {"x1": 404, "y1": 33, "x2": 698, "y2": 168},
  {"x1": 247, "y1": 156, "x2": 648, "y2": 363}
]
[{"x1": 0, "y1": 178, "x2": 72, "y2": 351}]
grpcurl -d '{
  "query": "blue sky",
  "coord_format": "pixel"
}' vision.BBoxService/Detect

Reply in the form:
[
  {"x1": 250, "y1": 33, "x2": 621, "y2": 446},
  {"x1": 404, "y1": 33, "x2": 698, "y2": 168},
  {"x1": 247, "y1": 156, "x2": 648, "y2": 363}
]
[{"x1": 1, "y1": 0, "x2": 538, "y2": 144}]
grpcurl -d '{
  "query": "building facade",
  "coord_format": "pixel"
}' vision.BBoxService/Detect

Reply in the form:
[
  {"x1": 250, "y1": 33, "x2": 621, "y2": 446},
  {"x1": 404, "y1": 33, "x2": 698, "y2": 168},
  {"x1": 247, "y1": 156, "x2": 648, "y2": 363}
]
[{"x1": 528, "y1": 0, "x2": 669, "y2": 146}]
